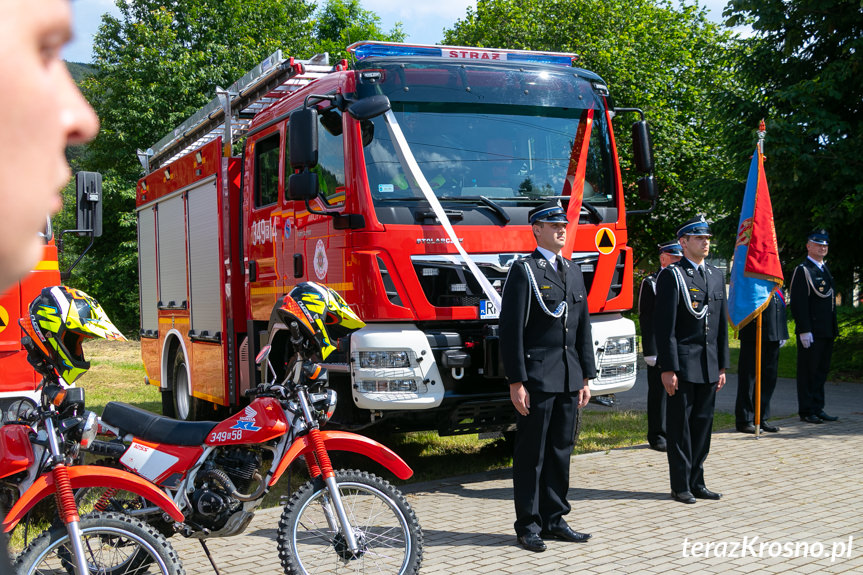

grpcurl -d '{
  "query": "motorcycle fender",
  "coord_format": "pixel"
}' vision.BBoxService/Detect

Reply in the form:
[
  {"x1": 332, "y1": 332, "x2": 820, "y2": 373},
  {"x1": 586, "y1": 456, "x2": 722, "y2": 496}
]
[
  {"x1": 269, "y1": 430, "x2": 413, "y2": 485},
  {"x1": 2, "y1": 465, "x2": 184, "y2": 532}
]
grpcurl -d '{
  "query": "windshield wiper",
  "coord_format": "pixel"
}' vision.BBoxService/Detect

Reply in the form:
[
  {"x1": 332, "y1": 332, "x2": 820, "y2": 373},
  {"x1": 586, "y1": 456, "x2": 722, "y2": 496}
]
[
  {"x1": 438, "y1": 195, "x2": 511, "y2": 224},
  {"x1": 533, "y1": 195, "x2": 603, "y2": 224}
]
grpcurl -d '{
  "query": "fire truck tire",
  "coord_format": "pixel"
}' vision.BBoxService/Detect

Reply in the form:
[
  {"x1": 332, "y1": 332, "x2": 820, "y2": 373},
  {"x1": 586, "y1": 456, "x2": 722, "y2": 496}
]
[{"x1": 170, "y1": 348, "x2": 202, "y2": 421}]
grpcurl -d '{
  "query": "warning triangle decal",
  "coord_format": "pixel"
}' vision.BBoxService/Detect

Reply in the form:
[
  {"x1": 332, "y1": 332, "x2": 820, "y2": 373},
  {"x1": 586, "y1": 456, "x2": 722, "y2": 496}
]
[{"x1": 599, "y1": 230, "x2": 614, "y2": 248}]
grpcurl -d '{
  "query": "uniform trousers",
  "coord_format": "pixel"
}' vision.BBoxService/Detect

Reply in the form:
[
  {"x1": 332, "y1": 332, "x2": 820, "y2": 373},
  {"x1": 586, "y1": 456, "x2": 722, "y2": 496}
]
[
  {"x1": 796, "y1": 337, "x2": 834, "y2": 417},
  {"x1": 646, "y1": 364, "x2": 667, "y2": 445},
  {"x1": 735, "y1": 336, "x2": 780, "y2": 426},
  {"x1": 512, "y1": 389, "x2": 579, "y2": 536},
  {"x1": 666, "y1": 379, "x2": 717, "y2": 494}
]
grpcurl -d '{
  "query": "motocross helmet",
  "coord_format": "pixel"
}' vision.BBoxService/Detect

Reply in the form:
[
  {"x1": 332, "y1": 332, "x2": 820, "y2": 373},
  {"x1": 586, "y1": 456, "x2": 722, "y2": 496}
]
[
  {"x1": 19, "y1": 286, "x2": 126, "y2": 384},
  {"x1": 283, "y1": 282, "x2": 365, "y2": 360}
]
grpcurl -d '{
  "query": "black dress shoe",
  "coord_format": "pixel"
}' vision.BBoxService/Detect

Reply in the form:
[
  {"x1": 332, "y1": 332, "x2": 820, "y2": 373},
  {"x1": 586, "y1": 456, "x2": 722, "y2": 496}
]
[
  {"x1": 541, "y1": 525, "x2": 592, "y2": 543},
  {"x1": 671, "y1": 490, "x2": 696, "y2": 504},
  {"x1": 517, "y1": 533, "x2": 546, "y2": 552},
  {"x1": 649, "y1": 440, "x2": 667, "y2": 452},
  {"x1": 760, "y1": 422, "x2": 780, "y2": 433},
  {"x1": 801, "y1": 414, "x2": 824, "y2": 424},
  {"x1": 736, "y1": 423, "x2": 757, "y2": 434},
  {"x1": 692, "y1": 487, "x2": 722, "y2": 500},
  {"x1": 817, "y1": 411, "x2": 838, "y2": 421}
]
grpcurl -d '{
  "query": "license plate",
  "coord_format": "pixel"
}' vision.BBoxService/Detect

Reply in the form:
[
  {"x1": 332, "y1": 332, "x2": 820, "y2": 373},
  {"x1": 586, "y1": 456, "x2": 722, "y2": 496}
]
[{"x1": 479, "y1": 299, "x2": 499, "y2": 320}]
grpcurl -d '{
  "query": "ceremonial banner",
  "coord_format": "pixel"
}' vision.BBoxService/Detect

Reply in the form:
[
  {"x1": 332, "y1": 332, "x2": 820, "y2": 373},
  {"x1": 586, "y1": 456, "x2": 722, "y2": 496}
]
[{"x1": 728, "y1": 140, "x2": 783, "y2": 329}]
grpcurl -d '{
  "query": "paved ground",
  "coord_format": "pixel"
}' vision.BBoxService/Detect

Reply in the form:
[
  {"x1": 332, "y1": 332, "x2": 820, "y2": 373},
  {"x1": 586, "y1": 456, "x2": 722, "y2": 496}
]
[{"x1": 172, "y1": 375, "x2": 863, "y2": 574}]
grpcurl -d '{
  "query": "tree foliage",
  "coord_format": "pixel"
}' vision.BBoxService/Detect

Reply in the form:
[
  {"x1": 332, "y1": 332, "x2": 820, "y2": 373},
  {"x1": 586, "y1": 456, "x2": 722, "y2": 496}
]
[
  {"x1": 73, "y1": 0, "x2": 402, "y2": 333},
  {"x1": 716, "y1": 0, "x2": 862, "y2": 301},
  {"x1": 444, "y1": 0, "x2": 738, "y2": 271}
]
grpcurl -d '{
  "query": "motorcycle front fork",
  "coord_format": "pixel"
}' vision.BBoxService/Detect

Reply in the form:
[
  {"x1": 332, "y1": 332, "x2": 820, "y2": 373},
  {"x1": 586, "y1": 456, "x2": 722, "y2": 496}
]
[
  {"x1": 304, "y1": 428, "x2": 360, "y2": 557},
  {"x1": 46, "y1": 417, "x2": 90, "y2": 575}
]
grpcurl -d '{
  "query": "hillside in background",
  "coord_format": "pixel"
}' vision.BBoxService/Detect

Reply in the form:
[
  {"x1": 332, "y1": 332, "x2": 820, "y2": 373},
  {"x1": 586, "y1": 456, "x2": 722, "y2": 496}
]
[{"x1": 66, "y1": 61, "x2": 94, "y2": 83}]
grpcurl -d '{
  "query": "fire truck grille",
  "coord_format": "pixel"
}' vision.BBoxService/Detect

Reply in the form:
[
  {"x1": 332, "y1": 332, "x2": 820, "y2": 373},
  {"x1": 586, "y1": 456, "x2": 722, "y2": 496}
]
[{"x1": 411, "y1": 253, "x2": 600, "y2": 309}]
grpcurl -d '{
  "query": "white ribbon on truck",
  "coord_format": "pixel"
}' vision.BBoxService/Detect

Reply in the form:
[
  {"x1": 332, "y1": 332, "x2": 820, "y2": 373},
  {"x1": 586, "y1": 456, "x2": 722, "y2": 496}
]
[{"x1": 383, "y1": 110, "x2": 502, "y2": 311}]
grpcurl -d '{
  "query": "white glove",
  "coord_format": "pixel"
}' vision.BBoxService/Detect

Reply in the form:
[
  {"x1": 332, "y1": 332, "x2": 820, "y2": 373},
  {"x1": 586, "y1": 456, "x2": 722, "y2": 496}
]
[
  {"x1": 644, "y1": 355, "x2": 657, "y2": 367},
  {"x1": 779, "y1": 339, "x2": 788, "y2": 348},
  {"x1": 799, "y1": 332, "x2": 813, "y2": 349}
]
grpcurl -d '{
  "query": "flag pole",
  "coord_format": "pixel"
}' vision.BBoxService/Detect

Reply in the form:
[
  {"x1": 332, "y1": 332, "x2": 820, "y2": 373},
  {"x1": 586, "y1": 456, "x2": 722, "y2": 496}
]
[
  {"x1": 753, "y1": 120, "x2": 767, "y2": 440},
  {"x1": 754, "y1": 312, "x2": 762, "y2": 439}
]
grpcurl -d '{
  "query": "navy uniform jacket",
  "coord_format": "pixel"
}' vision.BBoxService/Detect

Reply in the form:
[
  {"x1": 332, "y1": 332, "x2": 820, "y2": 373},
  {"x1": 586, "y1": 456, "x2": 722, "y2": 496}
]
[
  {"x1": 789, "y1": 258, "x2": 838, "y2": 339},
  {"x1": 653, "y1": 259, "x2": 729, "y2": 384},
  {"x1": 500, "y1": 250, "x2": 596, "y2": 393},
  {"x1": 638, "y1": 272, "x2": 660, "y2": 357}
]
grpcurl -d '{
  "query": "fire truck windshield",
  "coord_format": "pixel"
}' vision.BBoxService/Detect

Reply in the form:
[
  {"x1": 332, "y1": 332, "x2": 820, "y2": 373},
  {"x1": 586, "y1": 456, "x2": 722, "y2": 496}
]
[{"x1": 355, "y1": 59, "x2": 616, "y2": 213}]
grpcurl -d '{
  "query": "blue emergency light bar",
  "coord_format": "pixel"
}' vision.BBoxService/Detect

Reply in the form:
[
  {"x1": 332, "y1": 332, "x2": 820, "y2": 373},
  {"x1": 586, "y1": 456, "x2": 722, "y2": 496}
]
[{"x1": 347, "y1": 41, "x2": 577, "y2": 67}]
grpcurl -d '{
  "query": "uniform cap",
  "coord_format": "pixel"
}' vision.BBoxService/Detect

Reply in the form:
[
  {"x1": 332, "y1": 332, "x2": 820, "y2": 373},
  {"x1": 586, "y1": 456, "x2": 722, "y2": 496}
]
[
  {"x1": 658, "y1": 240, "x2": 683, "y2": 256},
  {"x1": 808, "y1": 229, "x2": 829, "y2": 245},
  {"x1": 528, "y1": 200, "x2": 568, "y2": 224},
  {"x1": 676, "y1": 215, "x2": 712, "y2": 238}
]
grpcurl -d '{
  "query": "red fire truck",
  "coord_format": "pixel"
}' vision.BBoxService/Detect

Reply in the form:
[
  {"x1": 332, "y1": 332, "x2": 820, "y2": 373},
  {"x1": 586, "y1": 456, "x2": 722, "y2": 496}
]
[
  {"x1": 0, "y1": 173, "x2": 102, "y2": 420},
  {"x1": 135, "y1": 42, "x2": 656, "y2": 434}
]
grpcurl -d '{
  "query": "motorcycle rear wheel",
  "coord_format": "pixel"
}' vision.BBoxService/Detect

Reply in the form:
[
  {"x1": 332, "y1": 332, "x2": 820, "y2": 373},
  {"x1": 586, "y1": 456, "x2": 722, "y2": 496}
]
[
  {"x1": 13, "y1": 512, "x2": 184, "y2": 575},
  {"x1": 277, "y1": 469, "x2": 422, "y2": 575}
]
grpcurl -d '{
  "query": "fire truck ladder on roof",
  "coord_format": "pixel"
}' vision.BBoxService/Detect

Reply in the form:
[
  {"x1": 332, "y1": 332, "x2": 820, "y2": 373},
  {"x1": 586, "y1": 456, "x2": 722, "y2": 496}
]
[{"x1": 138, "y1": 50, "x2": 334, "y2": 173}]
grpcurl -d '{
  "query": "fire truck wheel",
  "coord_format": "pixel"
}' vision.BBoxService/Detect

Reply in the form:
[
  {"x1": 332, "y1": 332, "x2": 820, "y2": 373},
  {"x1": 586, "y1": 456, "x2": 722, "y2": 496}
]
[{"x1": 170, "y1": 347, "x2": 202, "y2": 421}]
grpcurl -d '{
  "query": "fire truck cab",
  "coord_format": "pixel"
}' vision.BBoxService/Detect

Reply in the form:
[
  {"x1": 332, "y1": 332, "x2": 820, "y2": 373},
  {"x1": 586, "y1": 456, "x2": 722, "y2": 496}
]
[{"x1": 136, "y1": 42, "x2": 656, "y2": 434}]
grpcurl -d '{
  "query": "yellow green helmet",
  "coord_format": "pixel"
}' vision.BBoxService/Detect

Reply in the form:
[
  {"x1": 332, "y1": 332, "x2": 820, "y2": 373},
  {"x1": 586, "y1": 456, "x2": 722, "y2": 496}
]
[
  {"x1": 286, "y1": 282, "x2": 365, "y2": 359},
  {"x1": 20, "y1": 286, "x2": 126, "y2": 384}
]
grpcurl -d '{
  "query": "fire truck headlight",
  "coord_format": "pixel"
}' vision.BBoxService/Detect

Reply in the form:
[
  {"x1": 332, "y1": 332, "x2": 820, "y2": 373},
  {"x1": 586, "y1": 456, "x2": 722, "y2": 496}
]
[
  {"x1": 603, "y1": 336, "x2": 635, "y2": 356},
  {"x1": 357, "y1": 351, "x2": 412, "y2": 368},
  {"x1": 358, "y1": 379, "x2": 419, "y2": 393}
]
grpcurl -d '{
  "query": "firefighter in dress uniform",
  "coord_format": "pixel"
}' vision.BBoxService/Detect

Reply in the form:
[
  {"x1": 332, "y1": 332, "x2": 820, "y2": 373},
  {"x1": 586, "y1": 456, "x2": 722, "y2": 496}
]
[
  {"x1": 790, "y1": 229, "x2": 839, "y2": 424},
  {"x1": 638, "y1": 240, "x2": 683, "y2": 452},
  {"x1": 734, "y1": 290, "x2": 789, "y2": 433},
  {"x1": 500, "y1": 200, "x2": 596, "y2": 552},
  {"x1": 653, "y1": 216, "x2": 729, "y2": 504}
]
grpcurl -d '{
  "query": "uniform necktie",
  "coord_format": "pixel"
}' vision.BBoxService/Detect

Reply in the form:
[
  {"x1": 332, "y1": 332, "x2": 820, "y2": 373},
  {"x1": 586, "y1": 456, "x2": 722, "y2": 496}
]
[
  {"x1": 556, "y1": 256, "x2": 567, "y2": 284},
  {"x1": 697, "y1": 265, "x2": 705, "y2": 280}
]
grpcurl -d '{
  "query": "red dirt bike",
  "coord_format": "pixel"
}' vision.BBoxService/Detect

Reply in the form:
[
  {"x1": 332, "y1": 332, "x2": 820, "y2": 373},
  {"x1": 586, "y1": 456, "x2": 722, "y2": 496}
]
[
  {"x1": 81, "y1": 283, "x2": 423, "y2": 575},
  {"x1": 1, "y1": 381, "x2": 185, "y2": 575}
]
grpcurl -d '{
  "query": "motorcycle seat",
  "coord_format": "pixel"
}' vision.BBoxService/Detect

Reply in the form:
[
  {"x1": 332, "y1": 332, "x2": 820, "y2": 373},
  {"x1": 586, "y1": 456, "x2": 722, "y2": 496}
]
[{"x1": 102, "y1": 401, "x2": 218, "y2": 446}]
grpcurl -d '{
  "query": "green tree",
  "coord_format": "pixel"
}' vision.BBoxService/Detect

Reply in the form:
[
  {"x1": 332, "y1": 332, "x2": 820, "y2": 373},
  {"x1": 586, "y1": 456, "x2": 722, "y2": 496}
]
[
  {"x1": 443, "y1": 0, "x2": 738, "y2": 271},
  {"x1": 716, "y1": 0, "x2": 862, "y2": 301},
  {"x1": 74, "y1": 0, "x2": 400, "y2": 333},
  {"x1": 314, "y1": 0, "x2": 404, "y2": 62}
]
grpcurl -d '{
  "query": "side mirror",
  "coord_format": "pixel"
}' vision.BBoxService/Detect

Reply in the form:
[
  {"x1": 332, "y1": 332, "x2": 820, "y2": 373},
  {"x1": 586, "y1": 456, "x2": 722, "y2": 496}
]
[
  {"x1": 288, "y1": 170, "x2": 319, "y2": 201},
  {"x1": 75, "y1": 171, "x2": 102, "y2": 238},
  {"x1": 347, "y1": 95, "x2": 391, "y2": 121},
  {"x1": 631, "y1": 120, "x2": 654, "y2": 174},
  {"x1": 289, "y1": 108, "x2": 319, "y2": 170},
  {"x1": 637, "y1": 175, "x2": 657, "y2": 202}
]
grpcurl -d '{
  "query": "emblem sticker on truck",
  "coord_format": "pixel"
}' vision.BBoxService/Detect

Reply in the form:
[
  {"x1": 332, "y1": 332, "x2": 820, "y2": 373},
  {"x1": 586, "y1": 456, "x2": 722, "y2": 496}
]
[
  {"x1": 595, "y1": 228, "x2": 616, "y2": 255},
  {"x1": 314, "y1": 239, "x2": 328, "y2": 280}
]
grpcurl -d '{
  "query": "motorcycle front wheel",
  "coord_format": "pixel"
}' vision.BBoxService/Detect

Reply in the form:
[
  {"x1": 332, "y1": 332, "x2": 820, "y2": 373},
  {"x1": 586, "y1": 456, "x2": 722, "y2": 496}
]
[
  {"x1": 277, "y1": 469, "x2": 422, "y2": 575},
  {"x1": 13, "y1": 512, "x2": 184, "y2": 575}
]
